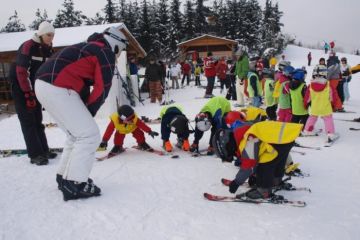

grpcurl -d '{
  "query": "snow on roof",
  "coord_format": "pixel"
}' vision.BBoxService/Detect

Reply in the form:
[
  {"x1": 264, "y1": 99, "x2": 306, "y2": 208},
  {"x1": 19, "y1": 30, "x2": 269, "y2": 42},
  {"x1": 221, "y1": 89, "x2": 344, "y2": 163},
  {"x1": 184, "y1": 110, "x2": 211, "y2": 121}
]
[
  {"x1": 0, "y1": 23, "x2": 145, "y2": 57},
  {"x1": 177, "y1": 34, "x2": 238, "y2": 47}
]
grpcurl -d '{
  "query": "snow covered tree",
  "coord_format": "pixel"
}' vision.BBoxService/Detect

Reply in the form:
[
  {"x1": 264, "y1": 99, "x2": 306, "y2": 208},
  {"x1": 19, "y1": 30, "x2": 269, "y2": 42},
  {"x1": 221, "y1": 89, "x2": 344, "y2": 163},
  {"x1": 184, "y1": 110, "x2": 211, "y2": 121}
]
[
  {"x1": 53, "y1": 0, "x2": 85, "y2": 28},
  {"x1": 138, "y1": 0, "x2": 153, "y2": 53},
  {"x1": 85, "y1": 12, "x2": 105, "y2": 25},
  {"x1": 194, "y1": 0, "x2": 208, "y2": 35},
  {"x1": 1, "y1": 11, "x2": 26, "y2": 32},
  {"x1": 118, "y1": 0, "x2": 127, "y2": 23},
  {"x1": 155, "y1": 0, "x2": 171, "y2": 57},
  {"x1": 183, "y1": 0, "x2": 196, "y2": 40},
  {"x1": 126, "y1": 0, "x2": 141, "y2": 39},
  {"x1": 29, "y1": 9, "x2": 52, "y2": 30},
  {"x1": 103, "y1": 0, "x2": 118, "y2": 23},
  {"x1": 261, "y1": 0, "x2": 286, "y2": 54},
  {"x1": 168, "y1": 0, "x2": 183, "y2": 57}
]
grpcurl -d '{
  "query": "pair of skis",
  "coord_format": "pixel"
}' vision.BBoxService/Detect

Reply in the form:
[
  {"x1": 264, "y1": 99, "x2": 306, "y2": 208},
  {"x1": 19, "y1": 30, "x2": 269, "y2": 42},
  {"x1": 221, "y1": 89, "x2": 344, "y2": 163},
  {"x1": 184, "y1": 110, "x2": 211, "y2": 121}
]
[
  {"x1": 0, "y1": 147, "x2": 63, "y2": 158},
  {"x1": 204, "y1": 178, "x2": 308, "y2": 207}
]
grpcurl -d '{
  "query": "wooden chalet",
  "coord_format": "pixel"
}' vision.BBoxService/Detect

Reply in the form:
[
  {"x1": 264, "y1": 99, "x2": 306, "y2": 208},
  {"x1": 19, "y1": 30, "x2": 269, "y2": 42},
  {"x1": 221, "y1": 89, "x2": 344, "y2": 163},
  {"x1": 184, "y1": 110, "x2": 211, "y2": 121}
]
[
  {"x1": 0, "y1": 23, "x2": 146, "y2": 104},
  {"x1": 177, "y1": 34, "x2": 238, "y2": 61}
]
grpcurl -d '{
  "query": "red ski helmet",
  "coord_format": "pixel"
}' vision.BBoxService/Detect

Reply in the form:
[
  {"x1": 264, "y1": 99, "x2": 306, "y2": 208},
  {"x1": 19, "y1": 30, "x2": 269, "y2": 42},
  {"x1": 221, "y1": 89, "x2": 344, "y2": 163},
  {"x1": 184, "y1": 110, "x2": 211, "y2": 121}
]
[{"x1": 225, "y1": 111, "x2": 246, "y2": 128}]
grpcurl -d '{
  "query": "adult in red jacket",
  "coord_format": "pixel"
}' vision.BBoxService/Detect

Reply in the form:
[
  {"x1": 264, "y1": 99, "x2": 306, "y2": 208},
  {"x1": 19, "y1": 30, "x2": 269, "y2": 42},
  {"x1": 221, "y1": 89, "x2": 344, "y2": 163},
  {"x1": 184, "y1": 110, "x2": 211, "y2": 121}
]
[
  {"x1": 35, "y1": 27, "x2": 128, "y2": 201},
  {"x1": 9, "y1": 21, "x2": 56, "y2": 166},
  {"x1": 216, "y1": 58, "x2": 228, "y2": 93},
  {"x1": 181, "y1": 60, "x2": 191, "y2": 86},
  {"x1": 203, "y1": 51, "x2": 217, "y2": 98}
]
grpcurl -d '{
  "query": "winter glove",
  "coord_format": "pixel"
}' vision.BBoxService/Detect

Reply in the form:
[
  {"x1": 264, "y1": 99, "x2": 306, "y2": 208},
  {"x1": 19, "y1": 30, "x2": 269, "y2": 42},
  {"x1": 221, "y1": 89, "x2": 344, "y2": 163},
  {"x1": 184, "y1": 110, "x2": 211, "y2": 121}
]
[
  {"x1": 24, "y1": 91, "x2": 36, "y2": 112},
  {"x1": 229, "y1": 180, "x2": 240, "y2": 194},
  {"x1": 97, "y1": 141, "x2": 108, "y2": 151},
  {"x1": 148, "y1": 131, "x2": 159, "y2": 138}
]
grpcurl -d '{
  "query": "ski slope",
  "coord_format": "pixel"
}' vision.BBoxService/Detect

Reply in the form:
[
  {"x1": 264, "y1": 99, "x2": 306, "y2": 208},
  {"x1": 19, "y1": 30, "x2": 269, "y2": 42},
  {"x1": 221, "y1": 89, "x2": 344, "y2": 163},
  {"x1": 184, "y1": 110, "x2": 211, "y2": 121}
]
[{"x1": 0, "y1": 45, "x2": 360, "y2": 240}]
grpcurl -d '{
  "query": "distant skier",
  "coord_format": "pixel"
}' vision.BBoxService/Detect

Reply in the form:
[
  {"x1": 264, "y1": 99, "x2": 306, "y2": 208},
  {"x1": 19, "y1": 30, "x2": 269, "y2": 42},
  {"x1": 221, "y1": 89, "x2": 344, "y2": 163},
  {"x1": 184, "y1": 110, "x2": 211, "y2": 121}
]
[
  {"x1": 307, "y1": 52, "x2": 312, "y2": 66},
  {"x1": 35, "y1": 27, "x2": 128, "y2": 201}
]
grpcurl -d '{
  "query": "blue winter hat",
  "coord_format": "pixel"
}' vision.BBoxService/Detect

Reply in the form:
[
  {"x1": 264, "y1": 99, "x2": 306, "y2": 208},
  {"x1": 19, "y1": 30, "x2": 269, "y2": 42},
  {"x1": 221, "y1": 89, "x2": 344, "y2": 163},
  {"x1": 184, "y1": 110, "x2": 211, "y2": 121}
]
[
  {"x1": 292, "y1": 68, "x2": 306, "y2": 81},
  {"x1": 283, "y1": 65, "x2": 295, "y2": 77}
]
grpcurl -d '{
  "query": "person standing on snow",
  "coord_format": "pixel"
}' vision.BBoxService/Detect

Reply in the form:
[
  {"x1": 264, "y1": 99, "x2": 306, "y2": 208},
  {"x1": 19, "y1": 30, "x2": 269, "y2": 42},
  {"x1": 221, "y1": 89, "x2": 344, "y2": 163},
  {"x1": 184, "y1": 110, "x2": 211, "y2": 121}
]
[
  {"x1": 160, "y1": 104, "x2": 191, "y2": 152},
  {"x1": 234, "y1": 49, "x2": 249, "y2": 107},
  {"x1": 9, "y1": 21, "x2": 56, "y2": 166},
  {"x1": 203, "y1": 51, "x2": 217, "y2": 98},
  {"x1": 340, "y1": 57, "x2": 352, "y2": 102},
  {"x1": 190, "y1": 96, "x2": 231, "y2": 155},
  {"x1": 98, "y1": 105, "x2": 159, "y2": 156},
  {"x1": 307, "y1": 52, "x2": 312, "y2": 66},
  {"x1": 35, "y1": 26, "x2": 128, "y2": 201},
  {"x1": 303, "y1": 64, "x2": 337, "y2": 142},
  {"x1": 145, "y1": 56, "x2": 163, "y2": 104},
  {"x1": 289, "y1": 68, "x2": 308, "y2": 127}
]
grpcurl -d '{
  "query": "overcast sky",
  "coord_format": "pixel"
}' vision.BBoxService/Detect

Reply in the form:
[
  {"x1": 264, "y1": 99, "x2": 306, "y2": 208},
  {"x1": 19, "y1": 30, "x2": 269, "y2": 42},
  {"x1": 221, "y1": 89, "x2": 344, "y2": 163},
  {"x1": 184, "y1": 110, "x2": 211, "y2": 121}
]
[{"x1": 0, "y1": 0, "x2": 358, "y2": 52}]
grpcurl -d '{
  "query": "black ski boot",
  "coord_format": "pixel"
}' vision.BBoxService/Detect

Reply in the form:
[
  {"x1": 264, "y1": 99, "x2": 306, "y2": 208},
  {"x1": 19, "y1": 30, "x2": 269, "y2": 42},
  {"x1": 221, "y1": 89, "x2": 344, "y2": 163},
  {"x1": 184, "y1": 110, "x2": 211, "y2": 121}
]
[
  {"x1": 56, "y1": 174, "x2": 94, "y2": 190},
  {"x1": 30, "y1": 155, "x2": 48, "y2": 166},
  {"x1": 109, "y1": 145, "x2": 125, "y2": 157},
  {"x1": 45, "y1": 151, "x2": 58, "y2": 159},
  {"x1": 138, "y1": 142, "x2": 152, "y2": 151},
  {"x1": 61, "y1": 179, "x2": 101, "y2": 201},
  {"x1": 244, "y1": 187, "x2": 272, "y2": 199}
]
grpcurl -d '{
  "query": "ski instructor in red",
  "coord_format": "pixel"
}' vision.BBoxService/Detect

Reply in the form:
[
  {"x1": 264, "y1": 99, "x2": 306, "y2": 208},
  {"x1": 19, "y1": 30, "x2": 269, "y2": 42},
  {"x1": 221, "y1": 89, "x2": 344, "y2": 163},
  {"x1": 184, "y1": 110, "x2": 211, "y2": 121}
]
[{"x1": 35, "y1": 27, "x2": 128, "y2": 201}]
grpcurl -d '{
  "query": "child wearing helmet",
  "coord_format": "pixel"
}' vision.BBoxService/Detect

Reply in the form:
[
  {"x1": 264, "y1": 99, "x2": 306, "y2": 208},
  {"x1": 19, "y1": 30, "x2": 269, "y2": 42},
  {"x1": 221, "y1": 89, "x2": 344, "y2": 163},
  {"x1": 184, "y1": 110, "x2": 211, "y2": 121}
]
[
  {"x1": 213, "y1": 121, "x2": 302, "y2": 199},
  {"x1": 289, "y1": 68, "x2": 308, "y2": 126},
  {"x1": 276, "y1": 65, "x2": 294, "y2": 122},
  {"x1": 263, "y1": 68, "x2": 278, "y2": 120},
  {"x1": 159, "y1": 104, "x2": 190, "y2": 152},
  {"x1": 98, "y1": 105, "x2": 159, "y2": 156},
  {"x1": 303, "y1": 64, "x2": 337, "y2": 141},
  {"x1": 191, "y1": 96, "x2": 231, "y2": 155}
]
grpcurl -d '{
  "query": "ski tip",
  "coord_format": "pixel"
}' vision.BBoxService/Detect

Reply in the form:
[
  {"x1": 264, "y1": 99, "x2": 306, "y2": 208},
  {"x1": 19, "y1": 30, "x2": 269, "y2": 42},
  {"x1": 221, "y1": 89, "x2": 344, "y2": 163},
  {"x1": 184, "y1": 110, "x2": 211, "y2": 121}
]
[{"x1": 171, "y1": 155, "x2": 179, "y2": 159}]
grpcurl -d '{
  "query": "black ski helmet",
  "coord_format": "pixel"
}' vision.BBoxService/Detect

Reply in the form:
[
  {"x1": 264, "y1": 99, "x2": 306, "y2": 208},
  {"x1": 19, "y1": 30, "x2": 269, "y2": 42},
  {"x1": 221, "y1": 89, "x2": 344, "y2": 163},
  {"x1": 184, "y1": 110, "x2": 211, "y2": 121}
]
[
  {"x1": 117, "y1": 105, "x2": 134, "y2": 121},
  {"x1": 169, "y1": 115, "x2": 189, "y2": 134},
  {"x1": 212, "y1": 128, "x2": 236, "y2": 162}
]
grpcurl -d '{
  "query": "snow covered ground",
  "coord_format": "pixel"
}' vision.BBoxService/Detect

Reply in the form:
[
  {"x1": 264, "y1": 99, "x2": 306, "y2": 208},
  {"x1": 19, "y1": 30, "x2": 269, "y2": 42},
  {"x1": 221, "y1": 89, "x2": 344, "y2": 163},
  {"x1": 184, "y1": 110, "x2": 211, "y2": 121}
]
[{"x1": 1, "y1": 45, "x2": 360, "y2": 240}]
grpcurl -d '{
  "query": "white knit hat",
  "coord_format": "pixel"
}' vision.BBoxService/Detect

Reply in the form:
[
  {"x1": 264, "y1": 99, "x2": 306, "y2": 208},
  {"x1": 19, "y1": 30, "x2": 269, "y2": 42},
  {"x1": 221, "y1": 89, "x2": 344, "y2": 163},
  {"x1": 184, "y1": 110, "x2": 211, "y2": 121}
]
[{"x1": 37, "y1": 21, "x2": 55, "y2": 36}]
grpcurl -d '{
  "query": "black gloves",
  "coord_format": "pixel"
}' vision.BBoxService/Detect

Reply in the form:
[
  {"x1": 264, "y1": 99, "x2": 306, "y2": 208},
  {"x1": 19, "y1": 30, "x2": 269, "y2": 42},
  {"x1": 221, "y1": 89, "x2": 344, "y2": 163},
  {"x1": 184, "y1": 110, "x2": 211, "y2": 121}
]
[
  {"x1": 97, "y1": 141, "x2": 108, "y2": 151},
  {"x1": 148, "y1": 131, "x2": 159, "y2": 138},
  {"x1": 229, "y1": 180, "x2": 240, "y2": 194}
]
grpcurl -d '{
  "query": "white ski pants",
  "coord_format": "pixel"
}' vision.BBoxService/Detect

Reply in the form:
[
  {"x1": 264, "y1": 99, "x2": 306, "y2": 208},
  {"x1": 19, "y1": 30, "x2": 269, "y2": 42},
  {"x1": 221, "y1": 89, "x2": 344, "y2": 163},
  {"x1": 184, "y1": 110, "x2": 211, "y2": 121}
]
[
  {"x1": 236, "y1": 78, "x2": 245, "y2": 106},
  {"x1": 35, "y1": 80, "x2": 100, "y2": 182}
]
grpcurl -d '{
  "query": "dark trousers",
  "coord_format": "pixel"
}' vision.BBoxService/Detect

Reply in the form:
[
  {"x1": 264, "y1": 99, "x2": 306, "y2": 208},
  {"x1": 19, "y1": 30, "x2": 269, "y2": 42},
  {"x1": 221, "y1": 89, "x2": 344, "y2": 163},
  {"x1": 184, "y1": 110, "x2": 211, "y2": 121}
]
[
  {"x1": 205, "y1": 76, "x2": 215, "y2": 95},
  {"x1": 266, "y1": 104, "x2": 278, "y2": 121},
  {"x1": 256, "y1": 142, "x2": 294, "y2": 188},
  {"x1": 11, "y1": 82, "x2": 49, "y2": 158},
  {"x1": 226, "y1": 75, "x2": 237, "y2": 100},
  {"x1": 195, "y1": 76, "x2": 201, "y2": 86},
  {"x1": 181, "y1": 73, "x2": 190, "y2": 85},
  {"x1": 291, "y1": 114, "x2": 309, "y2": 129},
  {"x1": 337, "y1": 80, "x2": 345, "y2": 103}
]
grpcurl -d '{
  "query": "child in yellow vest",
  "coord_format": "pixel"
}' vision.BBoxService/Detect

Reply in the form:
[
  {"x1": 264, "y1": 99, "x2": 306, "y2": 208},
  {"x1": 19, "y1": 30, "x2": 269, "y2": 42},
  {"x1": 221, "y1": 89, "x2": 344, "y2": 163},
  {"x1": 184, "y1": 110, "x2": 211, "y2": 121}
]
[
  {"x1": 303, "y1": 65, "x2": 337, "y2": 141},
  {"x1": 98, "y1": 105, "x2": 159, "y2": 156}
]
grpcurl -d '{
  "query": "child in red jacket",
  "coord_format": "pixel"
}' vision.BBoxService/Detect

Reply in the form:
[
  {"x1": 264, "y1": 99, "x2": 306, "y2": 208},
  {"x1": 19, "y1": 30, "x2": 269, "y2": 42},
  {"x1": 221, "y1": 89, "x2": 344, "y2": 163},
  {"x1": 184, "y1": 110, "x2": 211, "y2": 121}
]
[{"x1": 98, "y1": 105, "x2": 159, "y2": 156}]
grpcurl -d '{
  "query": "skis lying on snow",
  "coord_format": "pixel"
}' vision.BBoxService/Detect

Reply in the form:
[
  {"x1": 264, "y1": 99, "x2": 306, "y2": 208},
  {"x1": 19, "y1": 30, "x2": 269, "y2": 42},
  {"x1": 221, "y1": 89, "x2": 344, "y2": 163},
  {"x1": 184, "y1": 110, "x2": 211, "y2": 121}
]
[
  {"x1": 0, "y1": 148, "x2": 63, "y2": 158},
  {"x1": 294, "y1": 142, "x2": 321, "y2": 150},
  {"x1": 291, "y1": 149, "x2": 306, "y2": 155},
  {"x1": 324, "y1": 134, "x2": 340, "y2": 147},
  {"x1": 349, "y1": 127, "x2": 360, "y2": 131},
  {"x1": 96, "y1": 148, "x2": 127, "y2": 161},
  {"x1": 203, "y1": 193, "x2": 306, "y2": 207},
  {"x1": 132, "y1": 145, "x2": 179, "y2": 158},
  {"x1": 333, "y1": 110, "x2": 357, "y2": 114},
  {"x1": 334, "y1": 118, "x2": 360, "y2": 123},
  {"x1": 221, "y1": 178, "x2": 311, "y2": 192}
]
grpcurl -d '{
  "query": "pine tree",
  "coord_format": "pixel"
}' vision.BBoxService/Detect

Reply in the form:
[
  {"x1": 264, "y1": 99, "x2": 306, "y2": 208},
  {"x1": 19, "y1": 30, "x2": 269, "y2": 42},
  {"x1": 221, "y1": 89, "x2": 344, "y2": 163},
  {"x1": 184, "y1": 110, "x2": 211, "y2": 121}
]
[
  {"x1": 183, "y1": 0, "x2": 196, "y2": 40},
  {"x1": 103, "y1": 0, "x2": 118, "y2": 23},
  {"x1": 168, "y1": 0, "x2": 183, "y2": 57},
  {"x1": 156, "y1": 0, "x2": 171, "y2": 56},
  {"x1": 217, "y1": 0, "x2": 229, "y2": 37},
  {"x1": 1, "y1": 11, "x2": 26, "y2": 33},
  {"x1": 29, "y1": 9, "x2": 52, "y2": 30},
  {"x1": 118, "y1": 0, "x2": 126, "y2": 23},
  {"x1": 85, "y1": 12, "x2": 105, "y2": 25},
  {"x1": 194, "y1": 0, "x2": 207, "y2": 35},
  {"x1": 138, "y1": 0, "x2": 152, "y2": 53},
  {"x1": 126, "y1": 0, "x2": 141, "y2": 39},
  {"x1": 53, "y1": 0, "x2": 85, "y2": 28}
]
